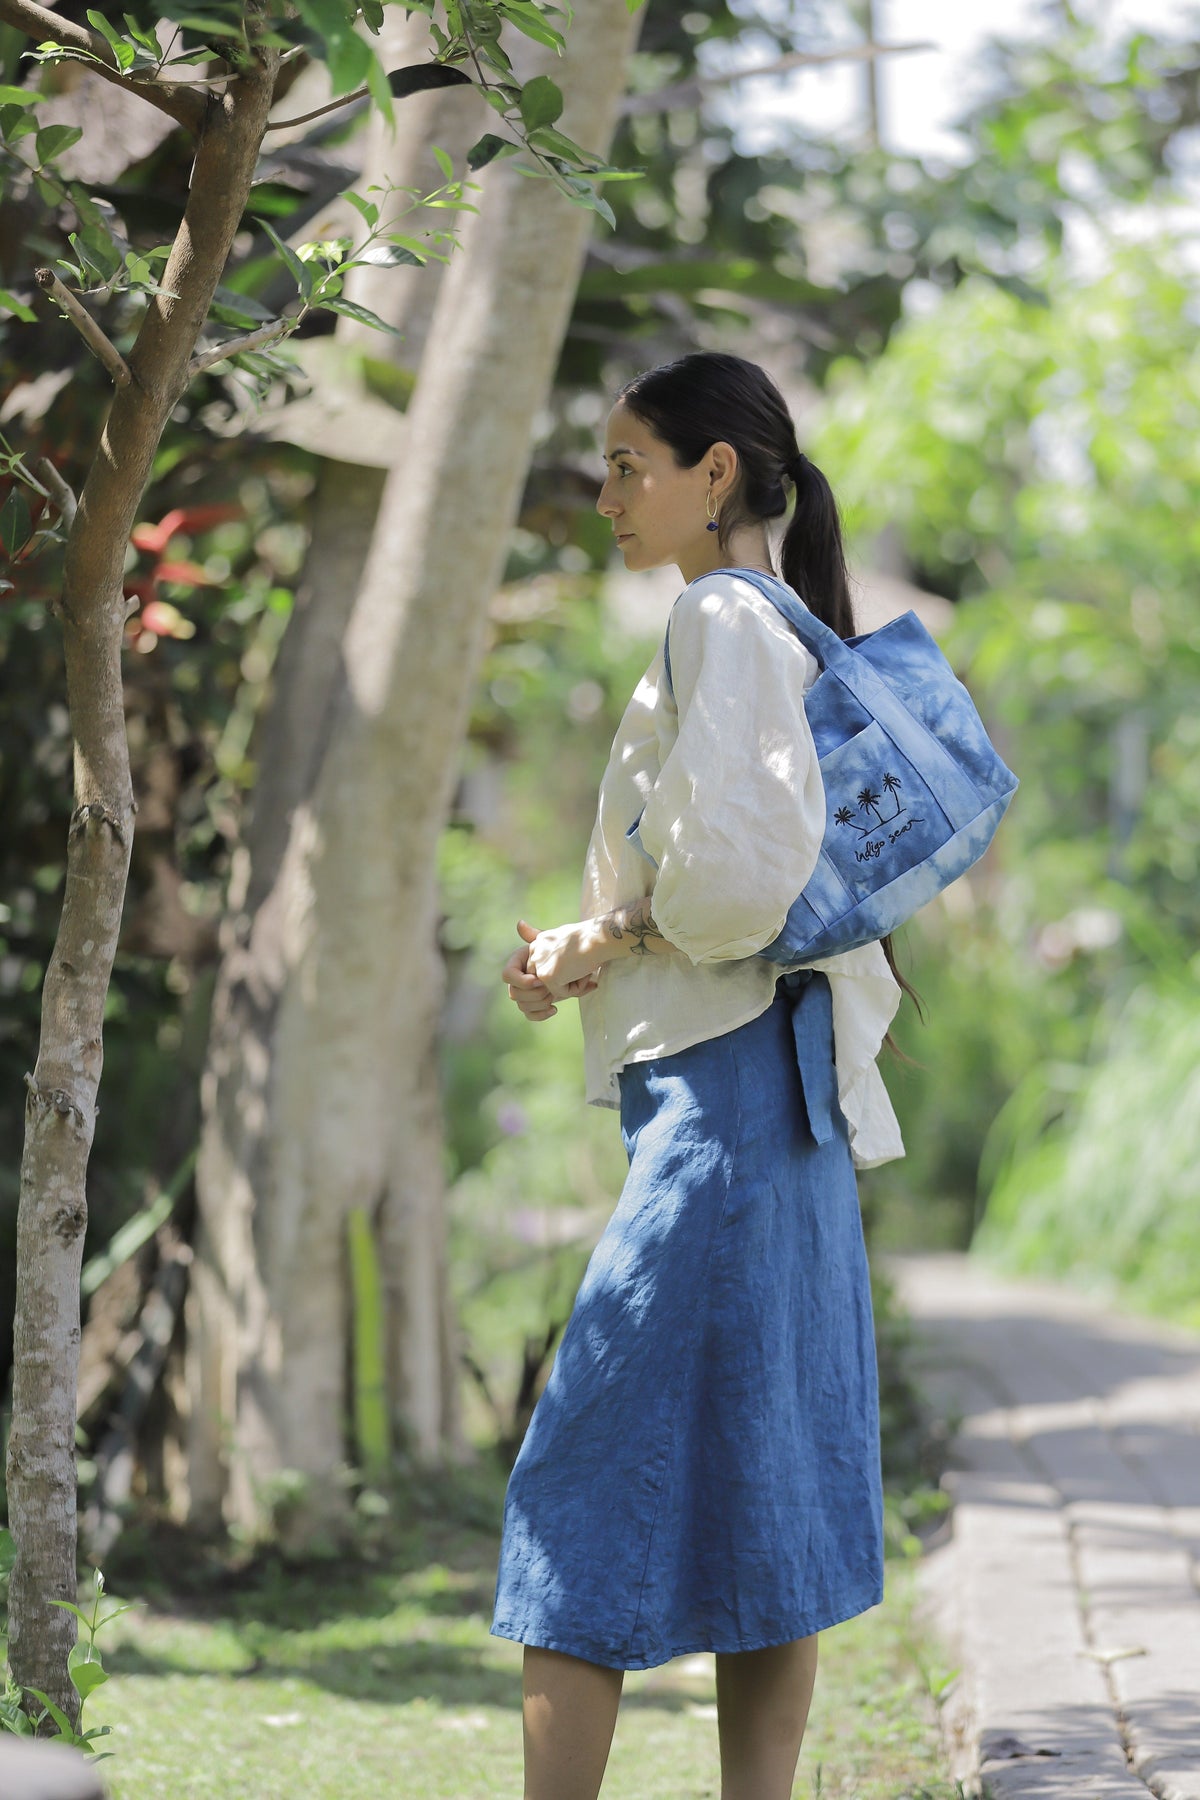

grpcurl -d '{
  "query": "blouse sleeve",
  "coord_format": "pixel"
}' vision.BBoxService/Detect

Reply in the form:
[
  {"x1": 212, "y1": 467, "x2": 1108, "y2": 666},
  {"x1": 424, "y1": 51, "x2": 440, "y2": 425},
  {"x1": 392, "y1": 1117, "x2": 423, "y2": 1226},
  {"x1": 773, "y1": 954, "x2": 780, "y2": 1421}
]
[{"x1": 635, "y1": 574, "x2": 826, "y2": 965}]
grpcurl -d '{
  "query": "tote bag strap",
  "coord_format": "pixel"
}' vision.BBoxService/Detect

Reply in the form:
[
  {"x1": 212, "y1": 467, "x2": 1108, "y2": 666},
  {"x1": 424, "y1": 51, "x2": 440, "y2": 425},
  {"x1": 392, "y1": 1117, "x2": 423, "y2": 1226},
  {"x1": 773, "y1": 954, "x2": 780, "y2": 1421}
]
[{"x1": 721, "y1": 567, "x2": 985, "y2": 829}]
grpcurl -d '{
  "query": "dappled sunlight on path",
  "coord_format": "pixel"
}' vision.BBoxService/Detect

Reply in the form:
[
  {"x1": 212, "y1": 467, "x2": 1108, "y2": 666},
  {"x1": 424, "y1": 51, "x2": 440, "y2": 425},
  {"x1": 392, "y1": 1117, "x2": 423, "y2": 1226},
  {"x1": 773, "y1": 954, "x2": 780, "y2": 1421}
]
[{"x1": 894, "y1": 1254, "x2": 1200, "y2": 1800}]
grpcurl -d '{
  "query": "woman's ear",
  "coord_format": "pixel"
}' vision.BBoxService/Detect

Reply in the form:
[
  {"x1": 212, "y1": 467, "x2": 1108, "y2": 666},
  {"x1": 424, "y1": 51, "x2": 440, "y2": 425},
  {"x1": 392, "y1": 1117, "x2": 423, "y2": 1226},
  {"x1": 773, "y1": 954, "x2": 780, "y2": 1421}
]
[{"x1": 709, "y1": 439, "x2": 740, "y2": 499}]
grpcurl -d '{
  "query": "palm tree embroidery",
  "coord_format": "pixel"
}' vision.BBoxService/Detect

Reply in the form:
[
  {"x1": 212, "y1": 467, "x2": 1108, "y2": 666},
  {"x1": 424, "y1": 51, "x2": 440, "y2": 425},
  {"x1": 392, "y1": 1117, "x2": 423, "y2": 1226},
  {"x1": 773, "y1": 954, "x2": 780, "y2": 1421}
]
[
  {"x1": 837, "y1": 772, "x2": 907, "y2": 838},
  {"x1": 856, "y1": 785, "x2": 883, "y2": 826}
]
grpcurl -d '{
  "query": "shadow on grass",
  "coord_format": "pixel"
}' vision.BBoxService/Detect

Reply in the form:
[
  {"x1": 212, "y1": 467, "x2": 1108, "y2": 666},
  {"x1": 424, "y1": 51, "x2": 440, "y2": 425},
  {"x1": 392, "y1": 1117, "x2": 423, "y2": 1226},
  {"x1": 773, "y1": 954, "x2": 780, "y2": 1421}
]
[
  {"x1": 105, "y1": 1635, "x2": 523, "y2": 1709},
  {"x1": 105, "y1": 1633, "x2": 714, "y2": 1716},
  {"x1": 102, "y1": 1465, "x2": 510, "y2": 1635}
]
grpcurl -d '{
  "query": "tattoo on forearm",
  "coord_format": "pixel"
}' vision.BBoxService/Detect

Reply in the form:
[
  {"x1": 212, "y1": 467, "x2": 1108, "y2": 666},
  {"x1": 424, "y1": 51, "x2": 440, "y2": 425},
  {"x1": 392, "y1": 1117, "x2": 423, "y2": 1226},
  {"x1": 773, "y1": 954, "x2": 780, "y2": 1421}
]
[{"x1": 606, "y1": 899, "x2": 665, "y2": 957}]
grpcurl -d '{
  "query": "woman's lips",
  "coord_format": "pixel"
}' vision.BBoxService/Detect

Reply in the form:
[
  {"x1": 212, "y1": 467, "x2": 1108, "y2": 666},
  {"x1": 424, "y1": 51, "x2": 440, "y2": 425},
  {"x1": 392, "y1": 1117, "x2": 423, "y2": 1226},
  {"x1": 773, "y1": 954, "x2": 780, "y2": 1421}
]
[{"x1": 616, "y1": 533, "x2": 634, "y2": 543}]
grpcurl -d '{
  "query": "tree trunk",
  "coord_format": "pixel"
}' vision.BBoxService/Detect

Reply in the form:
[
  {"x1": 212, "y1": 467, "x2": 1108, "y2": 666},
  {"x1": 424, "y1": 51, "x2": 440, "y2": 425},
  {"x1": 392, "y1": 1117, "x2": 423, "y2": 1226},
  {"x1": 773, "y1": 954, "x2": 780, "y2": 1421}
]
[
  {"x1": 6, "y1": 52, "x2": 280, "y2": 1723},
  {"x1": 184, "y1": 17, "x2": 484, "y2": 1534},
  {"x1": 186, "y1": 0, "x2": 641, "y2": 1540}
]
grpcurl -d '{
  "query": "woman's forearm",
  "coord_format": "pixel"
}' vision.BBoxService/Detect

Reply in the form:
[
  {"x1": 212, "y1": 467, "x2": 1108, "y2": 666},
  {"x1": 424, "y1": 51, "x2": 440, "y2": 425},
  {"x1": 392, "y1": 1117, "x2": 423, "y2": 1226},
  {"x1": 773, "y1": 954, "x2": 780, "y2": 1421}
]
[{"x1": 592, "y1": 896, "x2": 679, "y2": 962}]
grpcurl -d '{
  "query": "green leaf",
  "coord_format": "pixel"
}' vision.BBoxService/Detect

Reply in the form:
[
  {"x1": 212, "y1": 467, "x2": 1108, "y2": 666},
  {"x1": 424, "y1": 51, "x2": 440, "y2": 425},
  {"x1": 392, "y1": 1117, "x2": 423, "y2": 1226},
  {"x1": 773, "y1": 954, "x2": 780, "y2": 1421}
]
[
  {"x1": 73, "y1": 226, "x2": 123, "y2": 280},
  {"x1": 343, "y1": 190, "x2": 379, "y2": 229},
  {"x1": 474, "y1": 37, "x2": 513, "y2": 77},
  {"x1": 376, "y1": 233, "x2": 427, "y2": 258},
  {"x1": 24, "y1": 1689, "x2": 77, "y2": 1742},
  {"x1": 48, "y1": 1600, "x2": 93, "y2": 1628},
  {"x1": 0, "y1": 1529, "x2": 15, "y2": 1575},
  {"x1": 0, "y1": 487, "x2": 32, "y2": 556},
  {"x1": 526, "y1": 124, "x2": 591, "y2": 162},
  {"x1": 34, "y1": 123, "x2": 82, "y2": 165},
  {"x1": 260, "y1": 219, "x2": 314, "y2": 300},
  {"x1": 0, "y1": 1695, "x2": 34, "y2": 1735},
  {"x1": 294, "y1": 0, "x2": 373, "y2": 95},
  {"x1": 467, "y1": 132, "x2": 518, "y2": 171},
  {"x1": 85, "y1": 10, "x2": 135, "y2": 71},
  {"x1": 241, "y1": 182, "x2": 308, "y2": 219},
  {"x1": 67, "y1": 1646, "x2": 108, "y2": 1703},
  {"x1": 581, "y1": 188, "x2": 617, "y2": 230},
  {"x1": 364, "y1": 50, "x2": 394, "y2": 129},
  {"x1": 432, "y1": 144, "x2": 454, "y2": 181},
  {"x1": 496, "y1": 5, "x2": 564, "y2": 50},
  {"x1": 626, "y1": 0, "x2": 646, "y2": 11},
  {"x1": 361, "y1": 0, "x2": 385, "y2": 29},
  {"x1": 122, "y1": 14, "x2": 163, "y2": 55},
  {"x1": 0, "y1": 105, "x2": 39, "y2": 141},
  {"x1": 518, "y1": 74, "x2": 562, "y2": 132},
  {"x1": 571, "y1": 165, "x2": 642, "y2": 181},
  {"x1": 209, "y1": 288, "x2": 274, "y2": 329},
  {"x1": 547, "y1": 177, "x2": 615, "y2": 230},
  {"x1": 0, "y1": 85, "x2": 38, "y2": 105},
  {"x1": 0, "y1": 288, "x2": 36, "y2": 323},
  {"x1": 317, "y1": 297, "x2": 401, "y2": 334},
  {"x1": 343, "y1": 243, "x2": 423, "y2": 269},
  {"x1": 97, "y1": 1602, "x2": 137, "y2": 1628}
]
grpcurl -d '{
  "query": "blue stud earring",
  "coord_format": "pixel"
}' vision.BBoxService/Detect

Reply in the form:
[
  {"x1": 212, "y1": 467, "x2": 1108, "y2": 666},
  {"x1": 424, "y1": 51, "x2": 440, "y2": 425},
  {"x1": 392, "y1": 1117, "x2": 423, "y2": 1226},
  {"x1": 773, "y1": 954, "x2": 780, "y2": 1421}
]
[{"x1": 706, "y1": 490, "x2": 719, "y2": 533}]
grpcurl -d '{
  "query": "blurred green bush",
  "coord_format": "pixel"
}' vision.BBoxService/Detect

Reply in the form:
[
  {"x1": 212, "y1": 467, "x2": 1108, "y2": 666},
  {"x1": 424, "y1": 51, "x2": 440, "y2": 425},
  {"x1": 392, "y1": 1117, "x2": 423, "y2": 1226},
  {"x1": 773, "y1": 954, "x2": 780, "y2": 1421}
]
[
  {"x1": 976, "y1": 975, "x2": 1200, "y2": 1327},
  {"x1": 814, "y1": 242, "x2": 1200, "y2": 1320}
]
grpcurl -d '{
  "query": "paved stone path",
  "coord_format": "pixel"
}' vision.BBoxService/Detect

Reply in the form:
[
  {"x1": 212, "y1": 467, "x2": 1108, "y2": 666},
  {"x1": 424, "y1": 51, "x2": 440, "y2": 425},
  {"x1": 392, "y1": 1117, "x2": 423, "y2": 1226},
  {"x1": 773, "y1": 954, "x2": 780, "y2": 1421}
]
[{"x1": 890, "y1": 1254, "x2": 1200, "y2": 1800}]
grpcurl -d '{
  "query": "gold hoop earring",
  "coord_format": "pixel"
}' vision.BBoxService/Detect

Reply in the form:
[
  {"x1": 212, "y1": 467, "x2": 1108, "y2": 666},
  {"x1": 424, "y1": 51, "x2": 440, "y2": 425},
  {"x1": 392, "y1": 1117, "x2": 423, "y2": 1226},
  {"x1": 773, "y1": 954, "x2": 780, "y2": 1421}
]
[{"x1": 706, "y1": 488, "x2": 719, "y2": 533}]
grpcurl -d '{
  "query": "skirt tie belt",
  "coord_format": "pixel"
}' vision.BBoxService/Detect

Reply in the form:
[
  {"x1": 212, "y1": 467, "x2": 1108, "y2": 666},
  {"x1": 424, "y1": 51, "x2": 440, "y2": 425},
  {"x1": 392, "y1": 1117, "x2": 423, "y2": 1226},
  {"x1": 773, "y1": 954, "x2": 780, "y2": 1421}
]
[{"x1": 778, "y1": 969, "x2": 839, "y2": 1145}]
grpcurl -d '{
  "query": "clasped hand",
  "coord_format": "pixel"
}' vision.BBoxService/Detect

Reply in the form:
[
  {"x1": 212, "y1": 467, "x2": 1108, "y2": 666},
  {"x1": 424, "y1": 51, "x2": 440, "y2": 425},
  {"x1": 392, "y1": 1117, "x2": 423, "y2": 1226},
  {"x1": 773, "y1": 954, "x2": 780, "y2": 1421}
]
[{"x1": 502, "y1": 918, "x2": 603, "y2": 1024}]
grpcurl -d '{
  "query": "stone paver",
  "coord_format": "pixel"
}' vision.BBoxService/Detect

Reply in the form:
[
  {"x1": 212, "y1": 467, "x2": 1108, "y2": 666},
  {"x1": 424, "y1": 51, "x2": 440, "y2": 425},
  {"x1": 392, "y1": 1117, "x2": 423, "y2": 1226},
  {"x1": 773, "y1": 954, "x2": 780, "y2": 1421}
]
[{"x1": 891, "y1": 1254, "x2": 1200, "y2": 1800}]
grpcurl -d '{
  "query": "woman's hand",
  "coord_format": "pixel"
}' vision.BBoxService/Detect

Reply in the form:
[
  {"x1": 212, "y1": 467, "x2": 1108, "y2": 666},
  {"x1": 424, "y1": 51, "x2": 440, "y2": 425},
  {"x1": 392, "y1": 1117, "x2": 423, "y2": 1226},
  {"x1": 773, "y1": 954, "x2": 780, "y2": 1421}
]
[
  {"x1": 503, "y1": 919, "x2": 601, "y2": 1023},
  {"x1": 524, "y1": 916, "x2": 608, "y2": 991}
]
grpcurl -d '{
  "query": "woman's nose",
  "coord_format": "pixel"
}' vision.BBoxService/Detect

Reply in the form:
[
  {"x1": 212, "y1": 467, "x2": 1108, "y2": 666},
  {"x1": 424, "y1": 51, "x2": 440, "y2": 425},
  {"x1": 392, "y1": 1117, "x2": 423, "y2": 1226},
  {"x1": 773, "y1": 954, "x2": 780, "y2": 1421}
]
[{"x1": 596, "y1": 478, "x2": 618, "y2": 518}]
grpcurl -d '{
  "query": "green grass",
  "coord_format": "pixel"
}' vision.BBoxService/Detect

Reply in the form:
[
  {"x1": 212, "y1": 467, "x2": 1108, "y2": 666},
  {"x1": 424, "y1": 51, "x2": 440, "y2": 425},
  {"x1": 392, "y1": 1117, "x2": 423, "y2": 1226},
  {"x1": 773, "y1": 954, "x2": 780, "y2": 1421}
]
[{"x1": 93, "y1": 1466, "x2": 960, "y2": 1800}]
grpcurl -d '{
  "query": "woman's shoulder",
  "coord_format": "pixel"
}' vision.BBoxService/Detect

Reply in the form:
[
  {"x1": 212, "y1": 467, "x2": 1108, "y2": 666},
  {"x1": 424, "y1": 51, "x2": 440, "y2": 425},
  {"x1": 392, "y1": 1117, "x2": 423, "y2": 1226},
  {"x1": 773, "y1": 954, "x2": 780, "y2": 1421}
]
[{"x1": 669, "y1": 568, "x2": 814, "y2": 669}]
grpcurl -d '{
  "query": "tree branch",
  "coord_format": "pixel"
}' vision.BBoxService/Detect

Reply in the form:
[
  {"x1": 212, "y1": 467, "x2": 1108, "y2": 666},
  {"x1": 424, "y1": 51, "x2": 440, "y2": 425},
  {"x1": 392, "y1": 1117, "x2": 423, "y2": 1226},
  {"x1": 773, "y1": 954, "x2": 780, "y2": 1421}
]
[
  {"x1": 265, "y1": 62, "x2": 474, "y2": 132},
  {"x1": 34, "y1": 268, "x2": 132, "y2": 387},
  {"x1": 35, "y1": 456, "x2": 78, "y2": 531},
  {"x1": 0, "y1": 0, "x2": 208, "y2": 133},
  {"x1": 188, "y1": 318, "x2": 292, "y2": 378},
  {"x1": 621, "y1": 39, "x2": 937, "y2": 116},
  {"x1": 266, "y1": 84, "x2": 370, "y2": 132}
]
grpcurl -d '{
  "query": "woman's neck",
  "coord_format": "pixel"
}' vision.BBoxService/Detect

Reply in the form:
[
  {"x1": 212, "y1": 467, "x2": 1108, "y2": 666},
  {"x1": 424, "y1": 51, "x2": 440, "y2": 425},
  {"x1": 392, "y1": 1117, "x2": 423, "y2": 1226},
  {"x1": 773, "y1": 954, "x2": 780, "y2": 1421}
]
[{"x1": 679, "y1": 525, "x2": 774, "y2": 585}]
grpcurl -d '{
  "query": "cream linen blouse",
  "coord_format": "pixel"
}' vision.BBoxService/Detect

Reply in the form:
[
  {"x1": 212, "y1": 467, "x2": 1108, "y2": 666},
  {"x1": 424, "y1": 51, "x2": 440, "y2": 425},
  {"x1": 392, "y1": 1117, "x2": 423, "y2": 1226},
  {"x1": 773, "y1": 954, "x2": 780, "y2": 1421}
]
[{"x1": 576, "y1": 569, "x2": 905, "y2": 1170}]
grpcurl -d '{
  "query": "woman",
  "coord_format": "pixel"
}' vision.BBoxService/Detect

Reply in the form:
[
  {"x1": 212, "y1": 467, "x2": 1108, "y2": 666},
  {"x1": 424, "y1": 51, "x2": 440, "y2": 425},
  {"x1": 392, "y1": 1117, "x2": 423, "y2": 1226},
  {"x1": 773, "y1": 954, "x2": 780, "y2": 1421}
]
[{"x1": 492, "y1": 351, "x2": 906, "y2": 1800}]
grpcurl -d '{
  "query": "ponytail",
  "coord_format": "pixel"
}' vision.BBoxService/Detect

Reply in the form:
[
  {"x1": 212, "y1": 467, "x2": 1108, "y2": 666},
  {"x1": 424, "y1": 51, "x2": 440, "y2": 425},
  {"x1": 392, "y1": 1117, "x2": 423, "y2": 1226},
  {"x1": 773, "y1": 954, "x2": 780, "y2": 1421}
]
[{"x1": 779, "y1": 457, "x2": 856, "y2": 642}]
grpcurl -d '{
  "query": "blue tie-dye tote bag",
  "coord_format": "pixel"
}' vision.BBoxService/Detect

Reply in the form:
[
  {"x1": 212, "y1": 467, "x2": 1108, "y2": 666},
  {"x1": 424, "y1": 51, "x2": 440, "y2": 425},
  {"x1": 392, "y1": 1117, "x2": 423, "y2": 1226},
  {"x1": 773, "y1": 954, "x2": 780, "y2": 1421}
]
[{"x1": 661, "y1": 566, "x2": 1018, "y2": 966}]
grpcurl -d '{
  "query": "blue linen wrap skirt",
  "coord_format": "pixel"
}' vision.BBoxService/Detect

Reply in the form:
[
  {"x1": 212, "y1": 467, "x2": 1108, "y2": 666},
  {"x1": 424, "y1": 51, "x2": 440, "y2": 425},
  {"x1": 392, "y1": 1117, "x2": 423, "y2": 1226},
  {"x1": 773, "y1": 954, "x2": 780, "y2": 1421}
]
[{"x1": 491, "y1": 970, "x2": 884, "y2": 1671}]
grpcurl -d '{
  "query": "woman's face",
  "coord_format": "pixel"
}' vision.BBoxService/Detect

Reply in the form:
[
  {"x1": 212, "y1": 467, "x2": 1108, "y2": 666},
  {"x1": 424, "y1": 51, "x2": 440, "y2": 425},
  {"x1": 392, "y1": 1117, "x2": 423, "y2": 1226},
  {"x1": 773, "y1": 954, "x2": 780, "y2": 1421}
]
[{"x1": 596, "y1": 402, "x2": 715, "y2": 573}]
